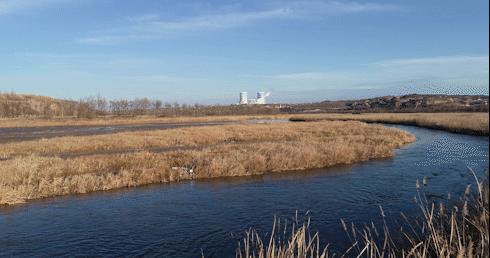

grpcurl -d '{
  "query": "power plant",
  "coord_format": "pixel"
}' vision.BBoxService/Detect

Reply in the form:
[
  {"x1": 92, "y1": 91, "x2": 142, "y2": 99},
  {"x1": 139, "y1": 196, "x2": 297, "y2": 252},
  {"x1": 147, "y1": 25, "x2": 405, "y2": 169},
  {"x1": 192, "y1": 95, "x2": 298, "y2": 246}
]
[
  {"x1": 239, "y1": 92, "x2": 248, "y2": 105},
  {"x1": 239, "y1": 91, "x2": 271, "y2": 105}
]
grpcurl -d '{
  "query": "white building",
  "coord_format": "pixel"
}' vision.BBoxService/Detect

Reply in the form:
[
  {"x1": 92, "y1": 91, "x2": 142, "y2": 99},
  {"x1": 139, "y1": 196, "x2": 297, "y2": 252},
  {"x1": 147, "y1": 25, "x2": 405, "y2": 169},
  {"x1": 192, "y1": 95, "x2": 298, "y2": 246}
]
[
  {"x1": 239, "y1": 91, "x2": 271, "y2": 105},
  {"x1": 239, "y1": 92, "x2": 248, "y2": 104}
]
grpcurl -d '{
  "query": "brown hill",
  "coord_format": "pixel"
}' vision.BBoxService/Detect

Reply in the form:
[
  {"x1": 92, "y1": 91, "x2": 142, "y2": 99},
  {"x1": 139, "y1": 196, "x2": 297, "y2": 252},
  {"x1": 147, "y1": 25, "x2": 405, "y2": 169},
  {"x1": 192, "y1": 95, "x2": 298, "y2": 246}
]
[
  {"x1": 289, "y1": 94, "x2": 489, "y2": 113},
  {"x1": 0, "y1": 93, "x2": 80, "y2": 118}
]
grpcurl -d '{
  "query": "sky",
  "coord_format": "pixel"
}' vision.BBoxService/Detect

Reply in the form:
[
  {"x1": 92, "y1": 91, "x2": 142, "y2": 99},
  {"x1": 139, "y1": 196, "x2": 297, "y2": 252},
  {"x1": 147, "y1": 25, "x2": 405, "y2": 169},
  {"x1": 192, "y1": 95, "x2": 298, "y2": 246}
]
[{"x1": 0, "y1": 0, "x2": 488, "y2": 104}]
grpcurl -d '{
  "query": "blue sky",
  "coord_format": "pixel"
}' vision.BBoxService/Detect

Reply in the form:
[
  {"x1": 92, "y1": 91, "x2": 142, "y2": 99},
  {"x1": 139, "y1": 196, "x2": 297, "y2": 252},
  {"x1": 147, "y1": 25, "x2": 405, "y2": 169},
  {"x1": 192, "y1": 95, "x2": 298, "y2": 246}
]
[{"x1": 0, "y1": 0, "x2": 488, "y2": 103}]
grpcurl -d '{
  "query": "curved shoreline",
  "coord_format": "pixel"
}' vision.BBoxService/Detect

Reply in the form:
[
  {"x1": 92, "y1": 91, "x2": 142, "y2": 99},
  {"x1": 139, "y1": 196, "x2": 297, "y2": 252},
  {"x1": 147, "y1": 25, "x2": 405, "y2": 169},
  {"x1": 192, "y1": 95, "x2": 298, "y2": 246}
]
[
  {"x1": 289, "y1": 112, "x2": 489, "y2": 136},
  {"x1": 0, "y1": 121, "x2": 414, "y2": 205}
]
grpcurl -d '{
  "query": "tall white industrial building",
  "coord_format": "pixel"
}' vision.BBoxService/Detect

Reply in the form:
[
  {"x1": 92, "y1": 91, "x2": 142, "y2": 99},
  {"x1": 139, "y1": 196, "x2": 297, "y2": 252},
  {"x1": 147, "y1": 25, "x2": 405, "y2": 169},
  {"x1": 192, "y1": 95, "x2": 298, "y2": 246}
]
[
  {"x1": 239, "y1": 92, "x2": 248, "y2": 104},
  {"x1": 239, "y1": 91, "x2": 271, "y2": 105}
]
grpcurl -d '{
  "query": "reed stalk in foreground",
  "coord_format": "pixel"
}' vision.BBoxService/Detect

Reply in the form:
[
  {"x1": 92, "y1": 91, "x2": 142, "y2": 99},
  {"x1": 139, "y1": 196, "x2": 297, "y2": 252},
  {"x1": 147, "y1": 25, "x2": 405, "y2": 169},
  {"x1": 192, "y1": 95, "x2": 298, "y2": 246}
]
[
  {"x1": 237, "y1": 216, "x2": 330, "y2": 258},
  {"x1": 236, "y1": 170, "x2": 489, "y2": 258}
]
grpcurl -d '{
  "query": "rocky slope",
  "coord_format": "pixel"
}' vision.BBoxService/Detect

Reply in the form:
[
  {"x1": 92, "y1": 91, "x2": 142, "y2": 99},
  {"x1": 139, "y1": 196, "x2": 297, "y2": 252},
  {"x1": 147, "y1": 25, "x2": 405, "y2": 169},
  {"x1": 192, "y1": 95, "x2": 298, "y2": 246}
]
[{"x1": 289, "y1": 94, "x2": 489, "y2": 113}]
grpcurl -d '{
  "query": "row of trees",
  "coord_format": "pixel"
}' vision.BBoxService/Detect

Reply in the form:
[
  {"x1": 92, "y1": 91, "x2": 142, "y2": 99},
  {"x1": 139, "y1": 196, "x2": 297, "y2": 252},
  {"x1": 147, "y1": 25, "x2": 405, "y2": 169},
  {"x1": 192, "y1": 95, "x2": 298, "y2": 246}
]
[{"x1": 0, "y1": 93, "x2": 283, "y2": 119}]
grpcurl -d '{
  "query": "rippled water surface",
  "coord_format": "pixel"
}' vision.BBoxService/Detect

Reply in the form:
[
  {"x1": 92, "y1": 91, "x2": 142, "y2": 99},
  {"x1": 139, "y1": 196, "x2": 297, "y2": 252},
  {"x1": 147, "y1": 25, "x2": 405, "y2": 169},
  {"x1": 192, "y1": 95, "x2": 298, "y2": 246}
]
[{"x1": 0, "y1": 125, "x2": 488, "y2": 257}]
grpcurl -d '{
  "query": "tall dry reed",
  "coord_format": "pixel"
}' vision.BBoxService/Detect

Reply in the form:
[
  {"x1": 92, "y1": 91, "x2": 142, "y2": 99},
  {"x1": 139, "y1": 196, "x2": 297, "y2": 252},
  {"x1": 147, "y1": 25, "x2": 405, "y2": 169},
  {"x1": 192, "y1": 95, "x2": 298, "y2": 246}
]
[
  {"x1": 237, "y1": 215, "x2": 330, "y2": 258},
  {"x1": 236, "y1": 170, "x2": 489, "y2": 258}
]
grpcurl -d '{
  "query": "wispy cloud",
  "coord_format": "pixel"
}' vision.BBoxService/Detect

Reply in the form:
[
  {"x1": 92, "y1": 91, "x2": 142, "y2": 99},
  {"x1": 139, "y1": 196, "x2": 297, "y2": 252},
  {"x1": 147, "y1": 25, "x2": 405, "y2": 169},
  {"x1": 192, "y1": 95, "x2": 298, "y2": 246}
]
[
  {"x1": 273, "y1": 71, "x2": 355, "y2": 80},
  {"x1": 76, "y1": 36, "x2": 127, "y2": 45},
  {"x1": 0, "y1": 0, "x2": 71, "y2": 15},
  {"x1": 270, "y1": 55, "x2": 489, "y2": 91},
  {"x1": 280, "y1": 0, "x2": 402, "y2": 16},
  {"x1": 134, "y1": 9, "x2": 291, "y2": 32},
  {"x1": 372, "y1": 55, "x2": 489, "y2": 67},
  {"x1": 77, "y1": 1, "x2": 403, "y2": 45}
]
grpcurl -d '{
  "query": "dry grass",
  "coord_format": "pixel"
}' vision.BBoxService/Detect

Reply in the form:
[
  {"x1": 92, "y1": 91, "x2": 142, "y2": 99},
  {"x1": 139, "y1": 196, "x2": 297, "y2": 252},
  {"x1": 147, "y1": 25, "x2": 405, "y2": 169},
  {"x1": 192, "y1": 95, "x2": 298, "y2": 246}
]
[
  {"x1": 237, "y1": 216, "x2": 330, "y2": 258},
  {"x1": 0, "y1": 121, "x2": 414, "y2": 205},
  {"x1": 1, "y1": 112, "x2": 487, "y2": 136},
  {"x1": 237, "y1": 171, "x2": 489, "y2": 258},
  {"x1": 290, "y1": 113, "x2": 489, "y2": 136},
  {"x1": 0, "y1": 114, "x2": 292, "y2": 128},
  {"x1": 0, "y1": 120, "x2": 404, "y2": 159}
]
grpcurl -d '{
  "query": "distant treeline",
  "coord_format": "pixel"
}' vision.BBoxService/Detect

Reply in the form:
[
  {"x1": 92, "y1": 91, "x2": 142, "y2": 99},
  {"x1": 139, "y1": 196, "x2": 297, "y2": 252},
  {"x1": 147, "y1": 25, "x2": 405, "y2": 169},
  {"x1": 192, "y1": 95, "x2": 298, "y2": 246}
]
[
  {"x1": 0, "y1": 93, "x2": 282, "y2": 119},
  {"x1": 0, "y1": 92, "x2": 488, "y2": 119}
]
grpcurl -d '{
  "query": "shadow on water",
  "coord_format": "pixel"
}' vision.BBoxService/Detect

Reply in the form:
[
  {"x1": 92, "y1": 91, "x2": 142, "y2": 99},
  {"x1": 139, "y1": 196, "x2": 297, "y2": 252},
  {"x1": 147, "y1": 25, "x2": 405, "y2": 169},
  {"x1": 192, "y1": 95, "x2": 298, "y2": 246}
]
[
  {"x1": 0, "y1": 162, "x2": 356, "y2": 213},
  {"x1": 0, "y1": 124, "x2": 488, "y2": 257}
]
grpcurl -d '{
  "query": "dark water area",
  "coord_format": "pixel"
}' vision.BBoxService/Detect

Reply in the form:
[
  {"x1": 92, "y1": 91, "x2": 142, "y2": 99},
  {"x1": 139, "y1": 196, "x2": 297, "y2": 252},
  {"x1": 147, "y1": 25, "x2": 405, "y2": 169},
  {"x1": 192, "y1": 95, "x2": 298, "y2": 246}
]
[{"x1": 0, "y1": 125, "x2": 488, "y2": 257}]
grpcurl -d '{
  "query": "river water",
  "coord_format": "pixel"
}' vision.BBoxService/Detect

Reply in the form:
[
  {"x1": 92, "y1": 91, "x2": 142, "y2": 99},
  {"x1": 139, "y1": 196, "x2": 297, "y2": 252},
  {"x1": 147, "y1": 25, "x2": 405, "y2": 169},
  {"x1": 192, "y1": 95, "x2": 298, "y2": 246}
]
[{"x1": 0, "y1": 125, "x2": 488, "y2": 257}]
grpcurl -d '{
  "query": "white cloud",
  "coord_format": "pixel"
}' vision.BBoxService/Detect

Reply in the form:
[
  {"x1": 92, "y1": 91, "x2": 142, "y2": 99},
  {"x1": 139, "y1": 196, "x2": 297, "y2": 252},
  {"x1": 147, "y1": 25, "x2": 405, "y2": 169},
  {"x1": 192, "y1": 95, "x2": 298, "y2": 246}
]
[
  {"x1": 372, "y1": 55, "x2": 489, "y2": 66},
  {"x1": 134, "y1": 9, "x2": 291, "y2": 32},
  {"x1": 76, "y1": 36, "x2": 125, "y2": 45},
  {"x1": 0, "y1": 0, "x2": 71, "y2": 15},
  {"x1": 273, "y1": 71, "x2": 353, "y2": 80},
  {"x1": 78, "y1": 1, "x2": 403, "y2": 45},
  {"x1": 281, "y1": 0, "x2": 402, "y2": 16}
]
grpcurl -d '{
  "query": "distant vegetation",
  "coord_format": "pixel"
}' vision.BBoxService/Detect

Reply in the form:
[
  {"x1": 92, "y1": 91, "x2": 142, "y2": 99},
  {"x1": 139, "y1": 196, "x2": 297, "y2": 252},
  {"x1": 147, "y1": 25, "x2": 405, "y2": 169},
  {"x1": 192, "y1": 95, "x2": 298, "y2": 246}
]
[
  {"x1": 290, "y1": 94, "x2": 489, "y2": 113},
  {"x1": 0, "y1": 121, "x2": 414, "y2": 205},
  {"x1": 0, "y1": 92, "x2": 281, "y2": 119},
  {"x1": 0, "y1": 93, "x2": 487, "y2": 119},
  {"x1": 290, "y1": 112, "x2": 489, "y2": 136}
]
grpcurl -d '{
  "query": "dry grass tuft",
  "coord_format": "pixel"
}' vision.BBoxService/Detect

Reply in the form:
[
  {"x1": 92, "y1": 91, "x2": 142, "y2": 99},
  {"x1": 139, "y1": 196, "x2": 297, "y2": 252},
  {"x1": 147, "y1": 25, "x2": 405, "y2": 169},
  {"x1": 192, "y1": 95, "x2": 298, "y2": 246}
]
[
  {"x1": 0, "y1": 121, "x2": 414, "y2": 205},
  {"x1": 237, "y1": 216, "x2": 330, "y2": 258}
]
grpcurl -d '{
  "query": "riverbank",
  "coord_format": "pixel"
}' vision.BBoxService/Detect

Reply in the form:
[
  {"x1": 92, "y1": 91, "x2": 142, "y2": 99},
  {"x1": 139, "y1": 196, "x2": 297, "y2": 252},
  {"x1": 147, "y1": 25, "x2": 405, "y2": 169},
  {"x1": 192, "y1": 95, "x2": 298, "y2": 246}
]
[
  {"x1": 1, "y1": 124, "x2": 487, "y2": 257},
  {"x1": 1, "y1": 112, "x2": 487, "y2": 136},
  {"x1": 290, "y1": 112, "x2": 489, "y2": 136},
  {"x1": 237, "y1": 173, "x2": 489, "y2": 258},
  {"x1": 0, "y1": 121, "x2": 414, "y2": 205}
]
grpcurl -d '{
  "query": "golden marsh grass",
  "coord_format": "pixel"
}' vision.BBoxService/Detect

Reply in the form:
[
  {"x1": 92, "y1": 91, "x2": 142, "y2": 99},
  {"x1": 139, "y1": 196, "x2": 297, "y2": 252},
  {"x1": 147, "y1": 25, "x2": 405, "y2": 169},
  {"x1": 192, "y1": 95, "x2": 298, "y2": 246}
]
[
  {"x1": 290, "y1": 112, "x2": 489, "y2": 135},
  {"x1": 1, "y1": 112, "x2": 486, "y2": 136},
  {"x1": 0, "y1": 121, "x2": 414, "y2": 205}
]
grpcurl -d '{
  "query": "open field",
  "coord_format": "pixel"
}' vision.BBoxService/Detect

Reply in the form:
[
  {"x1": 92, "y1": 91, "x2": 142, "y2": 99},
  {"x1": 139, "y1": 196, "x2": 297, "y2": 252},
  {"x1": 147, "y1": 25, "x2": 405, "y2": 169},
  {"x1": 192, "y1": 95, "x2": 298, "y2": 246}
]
[
  {"x1": 290, "y1": 112, "x2": 489, "y2": 136},
  {"x1": 0, "y1": 121, "x2": 414, "y2": 205}
]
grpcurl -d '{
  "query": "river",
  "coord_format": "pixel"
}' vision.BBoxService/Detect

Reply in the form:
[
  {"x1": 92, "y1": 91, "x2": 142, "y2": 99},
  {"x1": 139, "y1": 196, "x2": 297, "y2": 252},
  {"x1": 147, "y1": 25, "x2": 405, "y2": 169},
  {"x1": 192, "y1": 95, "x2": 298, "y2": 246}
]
[{"x1": 0, "y1": 125, "x2": 488, "y2": 257}]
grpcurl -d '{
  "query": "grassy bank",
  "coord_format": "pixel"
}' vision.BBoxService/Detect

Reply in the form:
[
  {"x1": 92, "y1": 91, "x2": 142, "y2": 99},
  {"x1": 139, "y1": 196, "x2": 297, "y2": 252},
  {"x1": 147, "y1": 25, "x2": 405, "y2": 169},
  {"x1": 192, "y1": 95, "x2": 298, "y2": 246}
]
[
  {"x1": 290, "y1": 112, "x2": 489, "y2": 136},
  {"x1": 1, "y1": 112, "x2": 487, "y2": 136},
  {"x1": 0, "y1": 121, "x2": 414, "y2": 205}
]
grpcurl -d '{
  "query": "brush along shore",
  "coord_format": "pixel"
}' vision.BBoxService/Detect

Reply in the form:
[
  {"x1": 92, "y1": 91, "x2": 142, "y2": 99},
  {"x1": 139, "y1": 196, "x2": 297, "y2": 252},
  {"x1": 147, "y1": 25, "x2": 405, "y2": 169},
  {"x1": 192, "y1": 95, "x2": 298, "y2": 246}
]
[
  {"x1": 1, "y1": 112, "x2": 487, "y2": 136},
  {"x1": 0, "y1": 121, "x2": 415, "y2": 205},
  {"x1": 290, "y1": 112, "x2": 489, "y2": 136}
]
